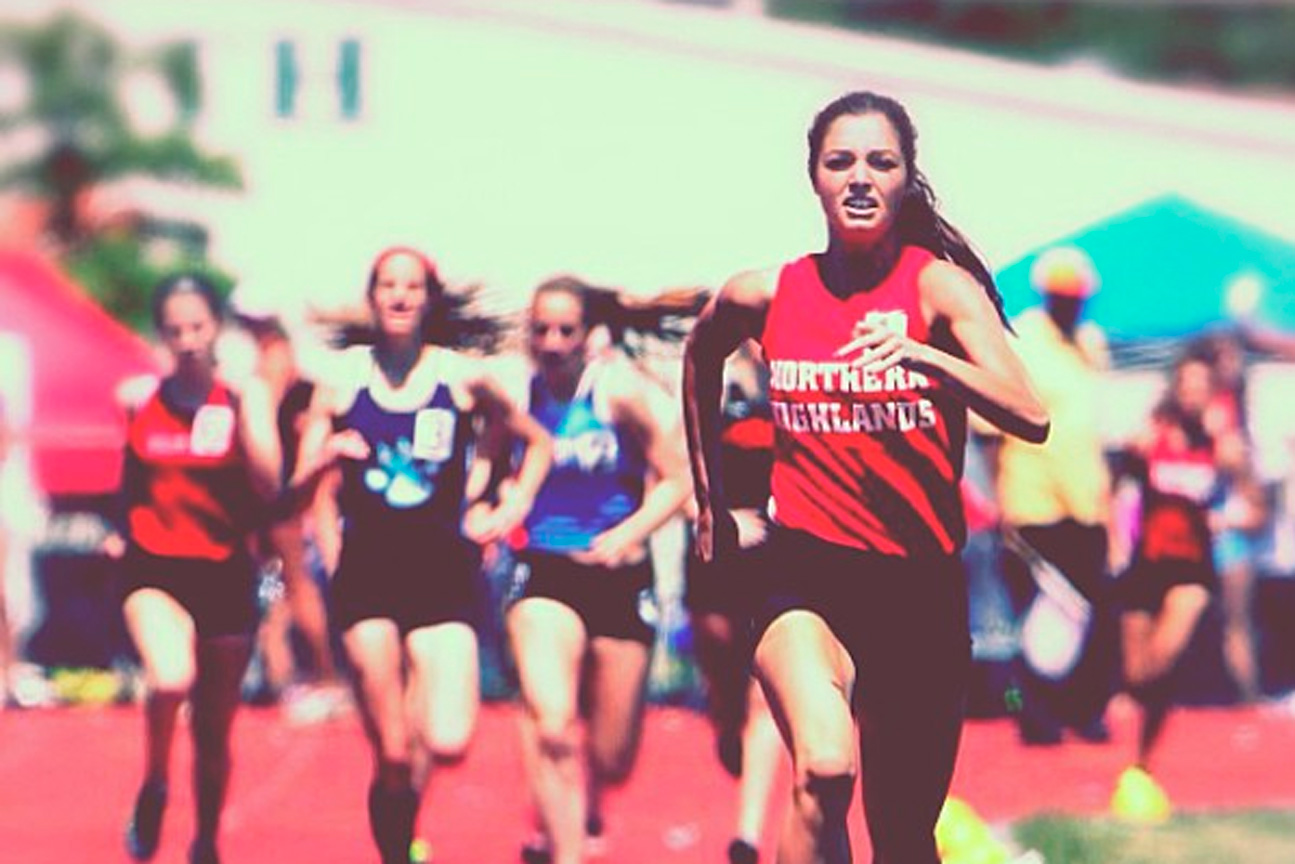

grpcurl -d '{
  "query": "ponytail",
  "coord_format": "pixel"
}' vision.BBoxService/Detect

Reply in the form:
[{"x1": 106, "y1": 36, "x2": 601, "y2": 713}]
[
  {"x1": 533, "y1": 277, "x2": 708, "y2": 357},
  {"x1": 899, "y1": 171, "x2": 1010, "y2": 329}
]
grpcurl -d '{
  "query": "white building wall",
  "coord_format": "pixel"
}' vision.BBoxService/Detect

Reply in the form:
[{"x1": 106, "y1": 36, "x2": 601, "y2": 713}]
[{"x1": 6, "y1": 0, "x2": 1294, "y2": 317}]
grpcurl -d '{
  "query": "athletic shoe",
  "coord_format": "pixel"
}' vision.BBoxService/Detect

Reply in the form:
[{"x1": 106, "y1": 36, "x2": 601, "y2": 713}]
[
  {"x1": 728, "y1": 838, "x2": 759, "y2": 864},
  {"x1": 1071, "y1": 716, "x2": 1111, "y2": 744},
  {"x1": 125, "y1": 779, "x2": 168, "y2": 861},
  {"x1": 1017, "y1": 717, "x2": 1063, "y2": 747},
  {"x1": 584, "y1": 813, "x2": 607, "y2": 857},
  {"x1": 410, "y1": 836, "x2": 432, "y2": 863},
  {"x1": 519, "y1": 814, "x2": 605, "y2": 863},
  {"x1": 519, "y1": 836, "x2": 552, "y2": 864},
  {"x1": 936, "y1": 796, "x2": 996, "y2": 861},
  {"x1": 1110, "y1": 766, "x2": 1172, "y2": 825},
  {"x1": 283, "y1": 683, "x2": 352, "y2": 725},
  {"x1": 8, "y1": 663, "x2": 56, "y2": 709}
]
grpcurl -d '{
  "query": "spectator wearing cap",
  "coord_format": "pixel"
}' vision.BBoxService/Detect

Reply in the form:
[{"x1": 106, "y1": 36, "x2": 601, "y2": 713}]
[{"x1": 983, "y1": 246, "x2": 1117, "y2": 746}]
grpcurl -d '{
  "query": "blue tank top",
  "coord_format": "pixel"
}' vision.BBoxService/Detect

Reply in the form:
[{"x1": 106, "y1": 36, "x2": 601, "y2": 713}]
[
  {"x1": 523, "y1": 371, "x2": 646, "y2": 553},
  {"x1": 336, "y1": 379, "x2": 471, "y2": 545}
]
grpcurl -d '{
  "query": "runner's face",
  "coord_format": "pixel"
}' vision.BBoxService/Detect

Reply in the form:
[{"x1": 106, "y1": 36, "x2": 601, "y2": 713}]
[
  {"x1": 529, "y1": 290, "x2": 587, "y2": 378},
  {"x1": 159, "y1": 291, "x2": 219, "y2": 373},
  {"x1": 1174, "y1": 360, "x2": 1214, "y2": 416},
  {"x1": 812, "y1": 112, "x2": 908, "y2": 245},
  {"x1": 370, "y1": 252, "x2": 430, "y2": 340}
]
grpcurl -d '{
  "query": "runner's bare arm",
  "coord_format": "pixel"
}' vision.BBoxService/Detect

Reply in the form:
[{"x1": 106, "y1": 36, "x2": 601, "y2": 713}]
[
  {"x1": 463, "y1": 368, "x2": 553, "y2": 543},
  {"x1": 838, "y1": 260, "x2": 1048, "y2": 443},
  {"x1": 682, "y1": 270, "x2": 773, "y2": 562}
]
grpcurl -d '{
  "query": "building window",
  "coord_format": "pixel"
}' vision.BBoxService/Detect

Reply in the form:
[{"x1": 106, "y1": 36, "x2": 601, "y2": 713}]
[
  {"x1": 338, "y1": 38, "x2": 362, "y2": 120},
  {"x1": 274, "y1": 39, "x2": 298, "y2": 119}
]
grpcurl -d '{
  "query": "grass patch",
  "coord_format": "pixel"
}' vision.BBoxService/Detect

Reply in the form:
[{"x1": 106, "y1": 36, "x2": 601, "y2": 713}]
[{"x1": 1014, "y1": 810, "x2": 1295, "y2": 864}]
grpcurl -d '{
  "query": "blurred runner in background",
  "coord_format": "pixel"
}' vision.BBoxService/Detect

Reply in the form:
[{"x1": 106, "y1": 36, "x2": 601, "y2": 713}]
[
  {"x1": 291, "y1": 247, "x2": 551, "y2": 864},
  {"x1": 505, "y1": 276, "x2": 695, "y2": 864},
  {"x1": 116, "y1": 274, "x2": 282, "y2": 864}
]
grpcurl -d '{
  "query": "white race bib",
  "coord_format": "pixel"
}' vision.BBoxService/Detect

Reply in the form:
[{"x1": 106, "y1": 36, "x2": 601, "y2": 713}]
[
  {"x1": 864, "y1": 309, "x2": 909, "y2": 337},
  {"x1": 190, "y1": 404, "x2": 236, "y2": 457},
  {"x1": 412, "y1": 408, "x2": 455, "y2": 462}
]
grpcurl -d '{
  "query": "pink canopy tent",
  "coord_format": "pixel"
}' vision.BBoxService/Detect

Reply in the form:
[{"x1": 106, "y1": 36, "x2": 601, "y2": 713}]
[{"x1": 0, "y1": 251, "x2": 159, "y2": 497}]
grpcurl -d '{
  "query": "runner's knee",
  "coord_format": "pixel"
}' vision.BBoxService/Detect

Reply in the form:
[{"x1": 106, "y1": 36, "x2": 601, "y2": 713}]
[
  {"x1": 793, "y1": 767, "x2": 855, "y2": 827},
  {"x1": 423, "y1": 722, "x2": 473, "y2": 765}
]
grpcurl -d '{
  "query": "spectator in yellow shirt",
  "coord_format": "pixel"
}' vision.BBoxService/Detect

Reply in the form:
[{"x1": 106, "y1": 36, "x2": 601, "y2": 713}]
[{"x1": 989, "y1": 247, "x2": 1115, "y2": 746}]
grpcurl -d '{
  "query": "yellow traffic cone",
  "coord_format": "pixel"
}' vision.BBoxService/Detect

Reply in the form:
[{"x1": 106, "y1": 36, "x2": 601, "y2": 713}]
[
  {"x1": 936, "y1": 797, "x2": 1011, "y2": 864},
  {"x1": 1110, "y1": 766, "x2": 1172, "y2": 826}
]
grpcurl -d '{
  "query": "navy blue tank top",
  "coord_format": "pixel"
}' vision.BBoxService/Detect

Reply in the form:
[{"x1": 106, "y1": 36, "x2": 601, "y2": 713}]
[
  {"x1": 336, "y1": 378, "x2": 472, "y2": 546},
  {"x1": 523, "y1": 372, "x2": 645, "y2": 553}
]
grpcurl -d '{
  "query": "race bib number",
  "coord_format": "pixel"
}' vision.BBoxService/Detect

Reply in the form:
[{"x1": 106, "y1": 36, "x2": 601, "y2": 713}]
[
  {"x1": 190, "y1": 404, "x2": 235, "y2": 457},
  {"x1": 864, "y1": 309, "x2": 908, "y2": 337},
  {"x1": 412, "y1": 408, "x2": 455, "y2": 462}
]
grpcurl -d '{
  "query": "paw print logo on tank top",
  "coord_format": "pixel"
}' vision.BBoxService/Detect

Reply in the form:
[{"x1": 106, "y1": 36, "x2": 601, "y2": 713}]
[{"x1": 363, "y1": 408, "x2": 455, "y2": 508}]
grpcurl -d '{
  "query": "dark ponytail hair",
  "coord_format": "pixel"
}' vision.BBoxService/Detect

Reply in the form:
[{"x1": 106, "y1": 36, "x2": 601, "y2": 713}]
[
  {"x1": 808, "y1": 91, "x2": 1010, "y2": 327},
  {"x1": 151, "y1": 272, "x2": 225, "y2": 330},
  {"x1": 328, "y1": 246, "x2": 503, "y2": 352},
  {"x1": 1152, "y1": 346, "x2": 1215, "y2": 447},
  {"x1": 532, "y1": 275, "x2": 708, "y2": 357}
]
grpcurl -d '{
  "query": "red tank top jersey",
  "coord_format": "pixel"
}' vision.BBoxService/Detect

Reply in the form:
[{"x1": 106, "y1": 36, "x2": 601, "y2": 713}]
[
  {"x1": 125, "y1": 381, "x2": 253, "y2": 560},
  {"x1": 760, "y1": 247, "x2": 966, "y2": 555},
  {"x1": 1137, "y1": 419, "x2": 1218, "y2": 564}
]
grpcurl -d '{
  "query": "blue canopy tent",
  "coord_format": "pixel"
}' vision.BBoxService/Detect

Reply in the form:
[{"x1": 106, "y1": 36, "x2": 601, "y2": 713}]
[
  {"x1": 988, "y1": 196, "x2": 1295, "y2": 703},
  {"x1": 995, "y1": 195, "x2": 1295, "y2": 365}
]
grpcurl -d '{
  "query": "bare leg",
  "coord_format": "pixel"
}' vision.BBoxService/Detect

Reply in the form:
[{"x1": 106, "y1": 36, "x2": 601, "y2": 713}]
[
  {"x1": 344, "y1": 618, "x2": 417, "y2": 864},
  {"x1": 124, "y1": 589, "x2": 198, "y2": 786},
  {"x1": 856, "y1": 650, "x2": 966, "y2": 864},
  {"x1": 693, "y1": 608, "x2": 784, "y2": 857},
  {"x1": 509, "y1": 598, "x2": 587, "y2": 864},
  {"x1": 189, "y1": 634, "x2": 255, "y2": 855},
  {"x1": 1122, "y1": 585, "x2": 1210, "y2": 770},
  {"x1": 754, "y1": 611, "x2": 857, "y2": 864},
  {"x1": 271, "y1": 519, "x2": 338, "y2": 682},
  {"x1": 583, "y1": 635, "x2": 652, "y2": 837},
  {"x1": 0, "y1": 525, "x2": 10, "y2": 706},
  {"x1": 405, "y1": 621, "x2": 479, "y2": 792},
  {"x1": 1219, "y1": 559, "x2": 1260, "y2": 703},
  {"x1": 122, "y1": 588, "x2": 198, "y2": 860},
  {"x1": 736, "y1": 679, "x2": 784, "y2": 847},
  {"x1": 254, "y1": 589, "x2": 294, "y2": 698},
  {"x1": 691, "y1": 610, "x2": 749, "y2": 776}
]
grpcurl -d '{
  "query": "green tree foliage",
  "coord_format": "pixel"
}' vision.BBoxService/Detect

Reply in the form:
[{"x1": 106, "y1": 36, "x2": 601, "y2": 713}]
[
  {"x1": 0, "y1": 11, "x2": 241, "y2": 330},
  {"x1": 769, "y1": 1, "x2": 1295, "y2": 93},
  {"x1": 64, "y1": 233, "x2": 235, "y2": 332}
]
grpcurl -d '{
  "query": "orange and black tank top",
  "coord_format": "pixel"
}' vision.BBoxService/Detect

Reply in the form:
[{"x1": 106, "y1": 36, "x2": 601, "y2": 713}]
[
  {"x1": 760, "y1": 247, "x2": 967, "y2": 556},
  {"x1": 123, "y1": 380, "x2": 256, "y2": 561}
]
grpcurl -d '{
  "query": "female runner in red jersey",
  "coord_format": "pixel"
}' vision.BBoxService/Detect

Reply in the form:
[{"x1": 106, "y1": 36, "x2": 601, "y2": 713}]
[
  {"x1": 1110, "y1": 348, "x2": 1258, "y2": 820},
  {"x1": 119, "y1": 274, "x2": 283, "y2": 864},
  {"x1": 683, "y1": 91, "x2": 1049, "y2": 864}
]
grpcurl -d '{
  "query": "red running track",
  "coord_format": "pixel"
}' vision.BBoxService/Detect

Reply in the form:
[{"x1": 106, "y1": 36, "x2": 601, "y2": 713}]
[{"x1": 1, "y1": 700, "x2": 1293, "y2": 864}]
